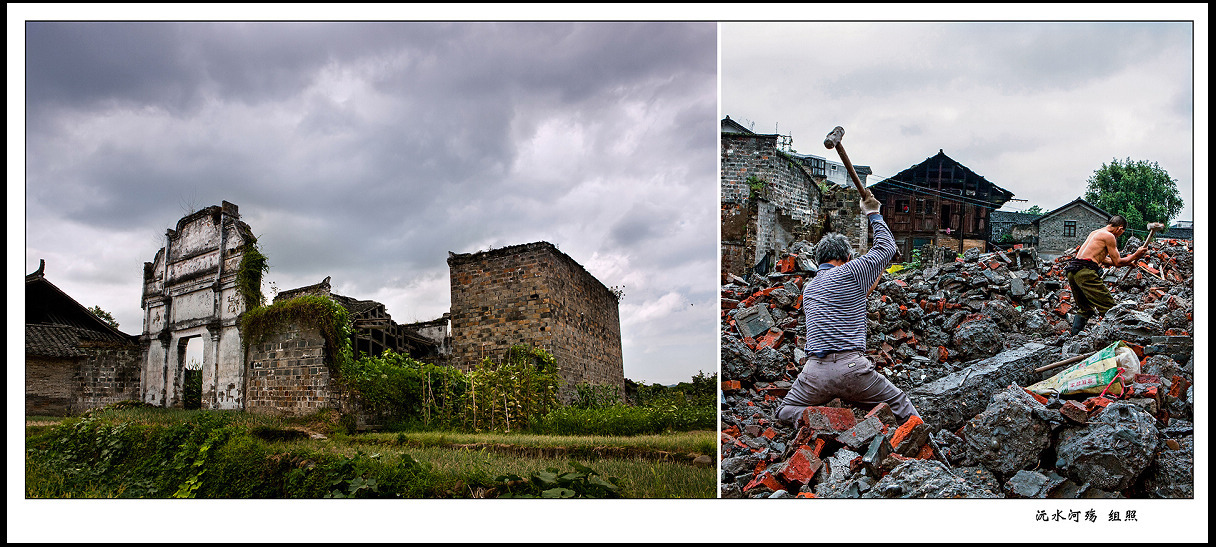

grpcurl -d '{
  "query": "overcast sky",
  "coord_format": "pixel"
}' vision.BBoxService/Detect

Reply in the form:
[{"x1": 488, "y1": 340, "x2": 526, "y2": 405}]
[
  {"x1": 19, "y1": 21, "x2": 718, "y2": 385},
  {"x1": 722, "y1": 21, "x2": 1200, "y2": 225}
]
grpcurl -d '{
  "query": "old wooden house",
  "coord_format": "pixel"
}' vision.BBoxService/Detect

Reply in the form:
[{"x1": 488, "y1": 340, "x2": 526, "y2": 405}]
[{"x1": 868, "y1": 150, "x2": 1014, "y2": 258}]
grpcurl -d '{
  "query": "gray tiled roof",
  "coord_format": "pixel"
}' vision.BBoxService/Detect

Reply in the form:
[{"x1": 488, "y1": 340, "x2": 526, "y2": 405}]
[{"x1": 26, "y1": 324, "x2": 89, "y2": 358}]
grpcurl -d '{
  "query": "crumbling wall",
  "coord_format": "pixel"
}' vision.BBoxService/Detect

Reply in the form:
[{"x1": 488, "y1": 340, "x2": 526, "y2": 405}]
[
  {"x1": 140, "y1": 201, "x2": 252, "y2": 410},
  {"x1": 819, "y1": 184, "x2": 866, "y2": 254},
  {"x1": 448, "y1": 242, "x2": 624, "y2": 399},
  {"x1": 721, "y1": 133, "x2": 824, "y2": 276},
  {"x1": 244, "y1": 322, "x2": 342, "y2": 416}
]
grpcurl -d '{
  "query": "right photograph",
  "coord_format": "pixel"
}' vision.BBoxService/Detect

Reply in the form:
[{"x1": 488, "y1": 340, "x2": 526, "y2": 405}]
[{"x1": 718, "y1": 22, "x2": 1196, "y2": 500}]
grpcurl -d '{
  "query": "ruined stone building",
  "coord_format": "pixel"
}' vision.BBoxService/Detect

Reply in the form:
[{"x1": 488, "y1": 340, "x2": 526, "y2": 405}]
[
  {"x1": 447, "y1": 241, "x2": 624, "y2": 399},
  {"x1": 139, "y1": 201, "x2": 253, "y2": 410},
  {"x1": 26, "y1": 260, "x2": 141, "y2": 415},
  {"x1": 49, "y1": 200, "x2": 615, "y2": 418},
  {"x1": 243, "y1": 276, "x2": 448, "y2": 416},
  {"x1": 868, "y1": 150, "x2": 1014, "y2": 258},
  {"x1": 721, "y1": 116, "x2": 872, "y2": 278}
]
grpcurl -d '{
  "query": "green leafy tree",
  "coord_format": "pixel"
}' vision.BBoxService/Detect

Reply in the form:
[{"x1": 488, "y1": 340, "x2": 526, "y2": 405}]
[
  {"x1": 88, "y1": 305, "x2": 120, "y2": 329},
  {"x1": 1023, "y1": 205, "x2": 1044, "y2": 215},
  {"x1": 1084, "y1": 158, "x2": 1184, "y2": 239}
]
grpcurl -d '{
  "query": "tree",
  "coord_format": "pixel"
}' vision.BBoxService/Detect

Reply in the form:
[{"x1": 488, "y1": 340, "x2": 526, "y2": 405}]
[
  {"x1": 87, "y1": 305, "x2": 120, "y2": 329},
  {"x1": 1084, "y1": 158, "x2": 1184, "y2": 238},
  {"x1": 1023, "y1": 205, "x2": 1044, "y2": 215}
]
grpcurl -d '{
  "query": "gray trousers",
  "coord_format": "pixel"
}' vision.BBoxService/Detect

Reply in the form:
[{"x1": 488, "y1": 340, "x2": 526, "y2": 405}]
[{"x1": 776, "y1": 350, "x2": 920, "y2": 425}]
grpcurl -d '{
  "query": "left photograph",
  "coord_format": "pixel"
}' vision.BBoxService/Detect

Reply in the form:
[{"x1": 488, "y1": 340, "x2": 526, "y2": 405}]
[{"x1": 22, "y1": 21, "x2": 719, "y2": 499}]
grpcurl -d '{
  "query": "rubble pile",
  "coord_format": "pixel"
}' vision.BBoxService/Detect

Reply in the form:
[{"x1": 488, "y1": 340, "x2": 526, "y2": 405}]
[{"x1": 720, "y1": 237, "x2": 1195, "y2": 499}]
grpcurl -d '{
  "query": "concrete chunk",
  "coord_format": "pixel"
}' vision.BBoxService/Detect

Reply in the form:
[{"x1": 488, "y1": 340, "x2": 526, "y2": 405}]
[
  {"x1": 963, "y1": 384, "x2": 1052, "y2": 475},
  {"x1": 1056, "y1": 402, "x2": 1160, "y2": 491},
  {"x1": 908, "y1": 342, "x2": 1057, "y2": 431}
]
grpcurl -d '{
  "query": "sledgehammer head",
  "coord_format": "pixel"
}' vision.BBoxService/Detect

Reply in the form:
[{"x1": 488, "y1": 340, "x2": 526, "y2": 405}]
[
  {"x1": 824, "y1": 126, "x2": 845, "y2": 149},
  {"x1": 1146, "y1": 222, "x2": 1165, "y2": 232}
]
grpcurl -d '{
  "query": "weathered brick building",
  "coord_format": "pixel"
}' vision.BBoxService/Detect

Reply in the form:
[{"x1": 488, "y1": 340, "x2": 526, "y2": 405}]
[
  {"x1": 243, "y1": 277, "x2": 447, "y2": 417},
  {"x1": 1033, "y1": 197, "x2": 1111, "y2": 260},
  {"x1": 722, "y1": 117, "x2": 823, "y2": 278},
  {"x1": 447, "y1": 241, "x2": 624, "y2": 399},
  {"x1": 26, "y1": 260, "x2": 141, "y2": 415}
]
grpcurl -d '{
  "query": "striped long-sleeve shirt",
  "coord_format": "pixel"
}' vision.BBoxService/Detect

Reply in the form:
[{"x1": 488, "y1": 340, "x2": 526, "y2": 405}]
[{"x1": 803, "y1": 213, "x2": 896, "y2": 354}]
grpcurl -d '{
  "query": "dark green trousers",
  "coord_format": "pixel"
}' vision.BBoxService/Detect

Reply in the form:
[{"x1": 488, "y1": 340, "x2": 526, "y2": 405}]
[{"x1": 1067, "y1": 267, "x2": 1116, "y2": 317}]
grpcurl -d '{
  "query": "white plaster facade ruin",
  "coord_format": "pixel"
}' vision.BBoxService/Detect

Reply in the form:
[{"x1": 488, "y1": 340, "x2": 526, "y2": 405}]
[{"x1": 140, "y1": 201, "x2": 253, "y2": 409}]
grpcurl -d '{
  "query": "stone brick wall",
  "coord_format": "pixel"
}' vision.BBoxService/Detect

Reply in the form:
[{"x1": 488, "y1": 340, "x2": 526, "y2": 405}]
[
  {"x1": 76, "y1": 342, "x2": 142, "y2": 410},
  {"x1": 26, "y1": 343, "x2": 141, "y2": 416},
  {"x1": 244, "y1": 323, "x2": 340, "y2": 416},
  {"x1": 1038, "y1": 204, "x2": 1108, "y2": 258},
  {"x1": 821, "y1": 185, "x2": 867, "y2": 253},
  {"x1": 25, "y1": 356, "x2": 78, "y2": 416},
  {"x1": 721, "y1": 133, "x2": 824, "y2": 276},
  {"x1": 721, "y1": 134, "x2": 820, "y2": 225},
  {"x1": 448, "y1": 242, "x2": 624, "y2": 399}
]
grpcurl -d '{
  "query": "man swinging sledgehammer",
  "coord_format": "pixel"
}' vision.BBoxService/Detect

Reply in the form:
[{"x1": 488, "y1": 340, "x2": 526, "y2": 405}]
[{"x1": 1064, "y1": 216, "x2": 1157, "y2": 335}]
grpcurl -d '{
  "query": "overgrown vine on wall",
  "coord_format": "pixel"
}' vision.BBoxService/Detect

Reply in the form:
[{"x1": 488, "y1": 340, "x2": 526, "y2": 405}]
[
  {"x1": 746, "y1": 175, "x2": 768, "y2": 200},
  {"x1": 235, "y1": 237, "x2": 269, "y2": 310},
  {"x1": 239, "y1": 295, "x2": 354, "y2": 375}
]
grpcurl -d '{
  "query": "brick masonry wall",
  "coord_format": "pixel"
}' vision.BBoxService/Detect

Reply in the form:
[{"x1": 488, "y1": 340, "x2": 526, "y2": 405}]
[
  {"x1": 722, "y1": 133, "x2": 824, "y2": 276},
  {"x1": 721, "y1": 134, "x2": 820, "y2": 225},
  {"x1": 245, "y1": 323, "x2": 340, "y2": 416},
  {"x1": 26, "y1": 356, "x2": 79, "y2": 416},
  {"x1": 821, "y1": 185, "x2": 866, "y2": 253},
  {"x1": 448, "y1": 242, "x2": 624, "y2": 399},
  {"x1": 27, "y1": 343, "x2": 141, "y2": 416},
  {"x1": 1038, "y1": 205, "x2": 1108, "y2": 258},
  {"x1": 76, "y1": 343, "x2": 142, "y2": 411}
]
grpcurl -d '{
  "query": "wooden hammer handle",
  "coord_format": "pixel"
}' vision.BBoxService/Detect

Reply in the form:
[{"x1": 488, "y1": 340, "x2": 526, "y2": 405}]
[
  {"x1": 833, "y1": 142, "x2": 872, "y2": 200},
  {"x1": 1033, "y1": 351, "x2": 1097, "y2": 373},
  {"x1": 1117, "y1": 226, "x2": 1159, "y2": 283}
]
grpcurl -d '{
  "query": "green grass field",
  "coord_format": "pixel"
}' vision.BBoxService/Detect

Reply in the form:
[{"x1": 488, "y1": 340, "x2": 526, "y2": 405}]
[{"x1": 24, "y1": 408, "x2": 716, "y2": 499}]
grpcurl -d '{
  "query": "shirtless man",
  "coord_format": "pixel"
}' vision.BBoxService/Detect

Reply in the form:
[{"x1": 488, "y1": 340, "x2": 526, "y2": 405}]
[{"x1": 1064, "y1": 215, "x2": 1148, "y2": 335}]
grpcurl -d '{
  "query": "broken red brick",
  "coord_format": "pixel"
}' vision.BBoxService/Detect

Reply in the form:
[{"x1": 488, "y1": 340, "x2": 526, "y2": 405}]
[
  {"x1": 1060, "y1": 400, "x2": 1089, "y2": 423},
  {"x1": 721, "y1": 380, "x2": 742, "y2": 392},
  {"x1": 756, "y1": 330, "x2": 783, "y2": 350},
  {"x1": 865, "y1": 402, "x2": 899, "y2": 429},
  {"x1": 1055, "y1": 302, "x2": 1072, "y2": 316},
  {"x1": 1084, "y1": 396, "x2": 1114, "y2": 413},
  {"x1": 743, "y1": 471, "x2": 785, "y2": 494},
  {"x1": 762, "y1": 427, "x2": 777, "y2": 440},
  {"x1": 777, "y1": 448, "x2": 822, "y2": 485},
  {"x1": 916, "y1": 443, "x2": 934, "y2": 460},
  {"x1": 889, "y1": 415, "x2": 924, "y2": 450},
  {"x1": 756, "y1": 385, "x2": 790, "y2": 399},
  {"x1": 799, "y1": 406, "x2": 857, "y2": 432},
  {"x1": 1022, "y1": 388, "x2": 1049, "y2": 405},
  {"x1": 937, "y1": 346, "x2": 949, "y2": 362},
  {"x1": 743, "y1": 337, "x2": 757, "y2": 350},
  {"x1": 1169, "y1": 376, "x2": 1191, "y2": 399},
  {"x1": 811, "y1": 437, "x2": 828, "y2": 458},
  {"x1": 722, "y1": 425, "x2": 740, "y2": 437}
]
